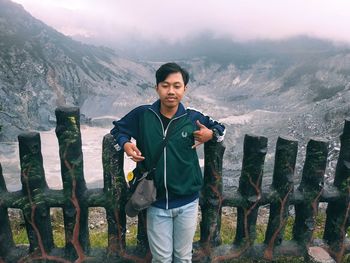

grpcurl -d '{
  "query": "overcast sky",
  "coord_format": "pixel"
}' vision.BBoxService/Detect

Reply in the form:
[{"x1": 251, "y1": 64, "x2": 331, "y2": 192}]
[{"x1": 11, "y1": 0, "x2": 350, "y2": 45}]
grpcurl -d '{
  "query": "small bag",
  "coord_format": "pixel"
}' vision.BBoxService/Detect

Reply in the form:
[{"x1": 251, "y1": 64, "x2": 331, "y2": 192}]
[
  {"x1": 125, "y1": 176, "x2": 157, "y2": 217},
  {"x1": 125, "y1": 122, "x2": 175, "y2": 217}
]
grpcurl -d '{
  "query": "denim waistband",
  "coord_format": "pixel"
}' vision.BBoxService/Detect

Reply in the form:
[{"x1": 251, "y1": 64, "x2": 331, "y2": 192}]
[{"x1": 151, "y1": 192, "x2": 199, "y2": 209}]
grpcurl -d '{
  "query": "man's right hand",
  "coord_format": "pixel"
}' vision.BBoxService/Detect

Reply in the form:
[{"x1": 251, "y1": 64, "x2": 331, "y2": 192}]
[{"x1": 123, "y1": 142, "x2": 145, "y2": 162}]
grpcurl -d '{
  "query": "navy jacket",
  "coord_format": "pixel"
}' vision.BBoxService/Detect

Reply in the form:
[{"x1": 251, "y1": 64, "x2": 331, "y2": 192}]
[{"x1": 111, "y1": 100, "x2": 225, "y2": 209}]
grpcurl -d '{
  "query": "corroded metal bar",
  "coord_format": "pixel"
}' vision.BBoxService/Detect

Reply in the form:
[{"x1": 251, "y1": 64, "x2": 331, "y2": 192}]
[
  {"x1": 55, "y1": 107, "x2": 89, "y2": 261},
  {"x1": 0, "y1": 163, "x2": 15, "y2": 258},
  {"x1": 102, "y1": 134, "x2": 127, "y2": 254},
  {"x1": 200, "y1": 140, "x2": 225, "y2": 247},
  {"x1": 293, "y1": 138, "x2": 328, "y2": 245},
  {"x1": 324, "y1": 119, "x2": 350, "y2": 262},
  {"x1": 235, "y1": 134, "x2": 267, "y2": 246},
  {"x1": 264, "y1": 136, "x2": 298, "y2": 259},
  {"x1": 18, "y1": 132, "x2": 54, "y2": 253}
]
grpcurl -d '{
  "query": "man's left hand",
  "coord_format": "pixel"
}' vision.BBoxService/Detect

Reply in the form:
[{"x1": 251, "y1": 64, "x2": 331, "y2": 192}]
[{"x1": 192, "y1": 120, "x2": 213, "y2": 149}]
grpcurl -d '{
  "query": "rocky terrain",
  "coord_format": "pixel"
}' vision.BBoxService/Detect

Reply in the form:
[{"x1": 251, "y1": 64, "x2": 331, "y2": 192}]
[
  {"x1": 0, "y1": 0, "x2": 157, "y2": 141},
  {"x1": 179, "y1": 50, "x2": 350, "y2": 186},
  {"x1": 1, "y1": 0, "x2": 350, "y2": 189}
]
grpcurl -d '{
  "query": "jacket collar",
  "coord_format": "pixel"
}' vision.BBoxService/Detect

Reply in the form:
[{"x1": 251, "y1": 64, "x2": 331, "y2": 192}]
[{"x1": 150, "y1": 99, "x2": 187, "y2": 118}]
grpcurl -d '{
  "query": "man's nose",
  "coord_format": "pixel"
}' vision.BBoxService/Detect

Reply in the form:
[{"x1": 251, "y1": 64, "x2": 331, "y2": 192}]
[{"x1": 167, "y1": 86, "x2": 175, "y2": 94}]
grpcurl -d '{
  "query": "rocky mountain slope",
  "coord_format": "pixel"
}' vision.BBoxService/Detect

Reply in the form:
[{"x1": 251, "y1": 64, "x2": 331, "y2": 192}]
[
  {"x1": 180, "y1": 43, "x2": 350, "y2": 186},
  {"x1": 1, "y1": 0, "x2": 350, "y2": 186},
  {"x1": 0, "y1": 0, "x2": 156, "y2": 141}
]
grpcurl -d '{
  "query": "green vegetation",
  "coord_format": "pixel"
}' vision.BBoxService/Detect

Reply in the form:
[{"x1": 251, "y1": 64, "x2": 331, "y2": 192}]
[
  {"x1": 216, "y1": 212, "x2": 328, "y2": 244},
  {"x1": 9, "y1": 208, "x2": 349, "y2": 262}
]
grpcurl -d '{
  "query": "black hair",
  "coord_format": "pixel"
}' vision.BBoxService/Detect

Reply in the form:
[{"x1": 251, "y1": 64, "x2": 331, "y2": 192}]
[{"x1": 155, "y1": 62, "x2": 189, "y2": 86}]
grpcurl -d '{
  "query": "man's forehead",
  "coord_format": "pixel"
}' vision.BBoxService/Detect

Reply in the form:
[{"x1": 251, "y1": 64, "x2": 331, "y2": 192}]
[
  {"x1": 162, "y1": 72, "x2": 184, "y2": 83},
  {"x1": 161, "y1": 80, "x2": 183, "y2": 84}
]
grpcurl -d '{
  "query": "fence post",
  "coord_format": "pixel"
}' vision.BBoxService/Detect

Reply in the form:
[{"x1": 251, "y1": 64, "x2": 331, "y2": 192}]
[
  {"x1": 324, "y1": 119, "x2": 350, "y2": 262},
  {"x1": 0, "y1": 162, "x2": 15, "y2": 259},
  {"x1": 235, "y1": 134, "x2": 267, "y2": 247},
  {"x1": 293, "y1": 138, "x2": 328, "y2": 246},
  {"x1": 102, "y1": 134, "x2": 127, "y2": 254},
  {"x1": 18, "y1": 132, "x2": 54, "y2": 254},
  {"x1": 264, "y1": 136, "x2": 298, "y2": 260},
  {"x1": 200, "y1": 140, "x2": 225, "y2": 247},
  {"x1": 55, "y1": 106, "x2": 90, "y2": 261}
]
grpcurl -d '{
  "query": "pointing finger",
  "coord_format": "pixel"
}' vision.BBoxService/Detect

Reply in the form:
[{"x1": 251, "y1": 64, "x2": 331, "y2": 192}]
[
  {"x1": 192, "y1": 141, "x2": 203, "y2": 149},
  {"x1": 130, "y1": 155, "x2": 145, "y2": 162}
]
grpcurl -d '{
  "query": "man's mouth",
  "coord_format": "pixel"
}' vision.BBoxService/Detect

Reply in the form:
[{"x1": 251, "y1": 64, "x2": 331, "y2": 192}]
[{"x1": 166, "y1": 97, "x2": 177, "y2": 101}]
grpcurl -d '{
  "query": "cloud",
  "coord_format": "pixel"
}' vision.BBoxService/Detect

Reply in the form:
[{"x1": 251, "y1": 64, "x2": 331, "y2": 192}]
[{"x1": 12, "y1": 0, "x2": 350, "y2": 44}]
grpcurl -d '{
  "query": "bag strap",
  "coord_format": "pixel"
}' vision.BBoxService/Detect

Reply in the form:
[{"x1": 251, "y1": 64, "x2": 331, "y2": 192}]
[{"x1": 147, "y1": 120, "x2": 176, "y2": 176}]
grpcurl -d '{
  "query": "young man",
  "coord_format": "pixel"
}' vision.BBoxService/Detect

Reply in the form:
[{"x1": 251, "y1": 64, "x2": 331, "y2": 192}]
[{"x1": 111, "y1": 62, "x2": 225, "y2": 262}]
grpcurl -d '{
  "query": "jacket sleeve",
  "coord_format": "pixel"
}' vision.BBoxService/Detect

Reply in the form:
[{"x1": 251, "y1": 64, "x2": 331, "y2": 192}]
[
  {"x1": 110, "y1": 106, "x2": 146, "y2": 150},
  {"x1": 189, "y1": 108, "x2": 226, "y2": 142}
]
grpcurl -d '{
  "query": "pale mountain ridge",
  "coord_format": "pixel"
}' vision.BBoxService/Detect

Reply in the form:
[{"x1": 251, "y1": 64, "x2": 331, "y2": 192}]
[
  {"x1": 0, "y1": 0, "x2": 156, "y2": 141},
  {"x1": 1, "y1": 0, "x2": 350, "y2": 186}
]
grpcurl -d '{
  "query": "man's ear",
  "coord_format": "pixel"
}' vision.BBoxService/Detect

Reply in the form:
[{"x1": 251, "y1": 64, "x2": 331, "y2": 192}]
[
  {"x1": 155, "y1": 85, "x2": 158, "y2": 91},
  {"x1": 184, "y1": 85, "x2": 187, "y2": 91}
]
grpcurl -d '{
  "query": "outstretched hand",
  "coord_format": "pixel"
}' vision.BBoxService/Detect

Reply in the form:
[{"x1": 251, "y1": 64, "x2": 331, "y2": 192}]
[
  {"x1": 192, "y1": 120, "x2": 213, "y2": 149},
  {"x1": 124, "y1": 142, "x2": 145, "y2": 162}
]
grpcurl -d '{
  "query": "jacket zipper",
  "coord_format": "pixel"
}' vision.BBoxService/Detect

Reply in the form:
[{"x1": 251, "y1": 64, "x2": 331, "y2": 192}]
[{"x1": 149, "y1": 108, "x2": 186, "y2": 209}]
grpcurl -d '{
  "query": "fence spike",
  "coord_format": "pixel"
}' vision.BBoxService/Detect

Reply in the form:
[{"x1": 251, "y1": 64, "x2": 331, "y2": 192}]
[
  {"x1": 0, "y1": 162, "x2": 15, "y2": 258},
  {"x1": 102, "y1": 134, "x2": 127, "y2": 254},
  {"x1": 199, "y1": 140, "x2": 226, "y2": 248},
  {"x1": 293, "y1": 137, "x2": 328, "y2": 245},
  {"x1": 18, "y1": 132, "x2": 54, "y2": 254},
  {"x1": 235, "y1": 134, "x2": 268, "y2": 247},
  {"x1": 324, "y1": 119, "x2": 350, "y2": 262},
  {"x1": 55, "y1": 106, "x2": 89, "y2": 261},
  {"x1": 264, "y1": 136, "x2": 298, "y2": 259}
]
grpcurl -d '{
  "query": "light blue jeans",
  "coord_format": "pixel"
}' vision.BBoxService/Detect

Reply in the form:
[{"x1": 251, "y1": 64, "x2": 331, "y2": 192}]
[{"x1": 147, "y1": 199, "x2": 199, "y2": 263}]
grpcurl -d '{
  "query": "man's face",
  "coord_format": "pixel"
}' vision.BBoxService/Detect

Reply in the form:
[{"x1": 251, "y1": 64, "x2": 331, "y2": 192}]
[{"x1": 156, "y1": 72, "x2": 186, "y2": 110}]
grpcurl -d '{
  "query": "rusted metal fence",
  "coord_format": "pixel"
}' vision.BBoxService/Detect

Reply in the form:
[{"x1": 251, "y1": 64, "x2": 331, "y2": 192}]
[{"x1": 0, "y1": 106, "x2": 349, "y2": 262}]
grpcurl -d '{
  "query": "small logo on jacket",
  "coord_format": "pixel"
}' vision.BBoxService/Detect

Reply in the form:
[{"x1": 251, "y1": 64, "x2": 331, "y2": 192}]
[{"x1": 181, "y1": 131, "x2": 188, "y2": 138}]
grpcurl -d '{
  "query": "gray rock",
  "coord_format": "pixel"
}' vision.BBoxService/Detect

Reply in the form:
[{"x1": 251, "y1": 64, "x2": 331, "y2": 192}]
[{"x1": 306, "y1": 246, "x2": 336, "y2": 263}]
